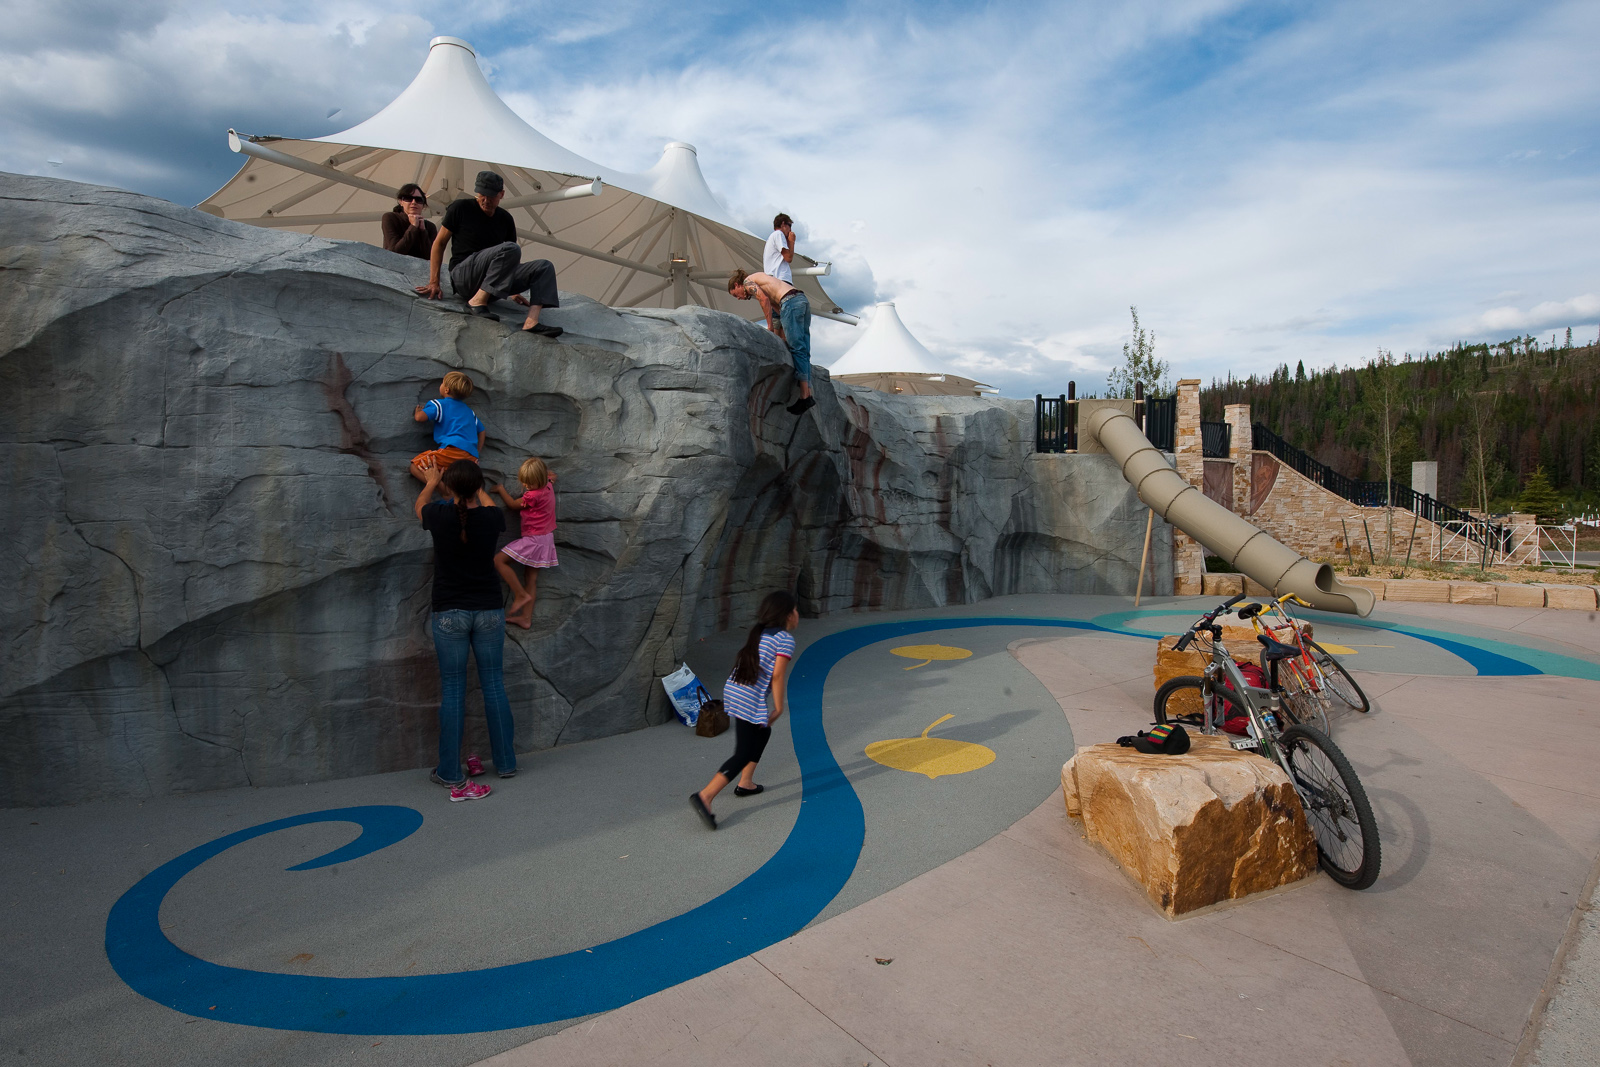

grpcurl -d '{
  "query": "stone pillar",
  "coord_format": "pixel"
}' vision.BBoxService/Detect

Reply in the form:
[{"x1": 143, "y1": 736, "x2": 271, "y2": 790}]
[
  {"x1": 1225, "y1": 402, "x2": 1251, "y2": 515},
  {"x1": 1173, "y1": 379, "x2": 1206, "y2": 594},
  {"x1": 1412, "y1": 461, "x2": 1438, "y2": 499}
]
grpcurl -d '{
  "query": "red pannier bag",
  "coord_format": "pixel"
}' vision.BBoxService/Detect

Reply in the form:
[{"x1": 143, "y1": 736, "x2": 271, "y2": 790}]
[{"x1": 1216, "y1": 662, "x2": 1268, "y2": 735}]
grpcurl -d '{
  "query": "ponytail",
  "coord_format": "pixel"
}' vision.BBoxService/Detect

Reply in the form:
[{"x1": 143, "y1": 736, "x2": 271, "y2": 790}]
[
  {"x1": 440, "y1": 459, "x2": 485, "y2": 545},
  {"x1": 732, "y1": 590, "x2": 798, "y2": 685}
]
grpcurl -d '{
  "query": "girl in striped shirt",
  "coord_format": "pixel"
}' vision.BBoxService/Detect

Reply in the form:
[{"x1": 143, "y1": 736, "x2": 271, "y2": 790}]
[{"x1": 689, "y1": 590, "x2": 798, "y2": 831}]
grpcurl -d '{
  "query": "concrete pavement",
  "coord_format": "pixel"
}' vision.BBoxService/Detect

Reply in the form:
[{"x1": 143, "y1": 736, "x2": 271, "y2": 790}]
[{"x1": 2, "y1": 594, "x2": 1597, "y2": 1066}]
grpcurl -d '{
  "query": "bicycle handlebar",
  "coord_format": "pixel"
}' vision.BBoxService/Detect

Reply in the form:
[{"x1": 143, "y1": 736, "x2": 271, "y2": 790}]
[{"x1": 1174, "y1": 593, "x2": 1247, "y2": 651}]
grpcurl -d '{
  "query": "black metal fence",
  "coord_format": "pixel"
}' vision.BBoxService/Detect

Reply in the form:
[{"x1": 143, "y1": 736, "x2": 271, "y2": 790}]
[
  {"x1": 1251, "y1": 422, "x2": 1511, "y2": 551},
  {"x1": 1034, "y1": 385, "x2": 1174, "y2": 454},
  {"x1": 1035, "y1": 394, "x2": 1072, "y2": 453},
  {"x1": 1200, "y1": 421, "x2": 1231, "y2": 458},
  {"x1": 1146, "y1": 396, "x2": 1177, "y2": 451}
]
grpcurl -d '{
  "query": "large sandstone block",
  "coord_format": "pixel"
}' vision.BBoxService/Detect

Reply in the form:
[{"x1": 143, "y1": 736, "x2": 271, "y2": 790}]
[
  {"x1": 1542, "y1": 585, "x2": 1599, "y2": 610},
  {"x1": 1154, "y1": 630, "x2": 1264, "y2": 717},
  {"x1": 1493, "y1": 583, "x2": 1546, "y2": 608},
  {"x1": 1062, "y1": 736, "x2": 1317, "y2": 917},
  {"x1": 1202, "y1": 573, "x2": 1245, "y2": 596},
  {"x1": 1383, "y1": 579, "x2": 1449, "y2": 603},
  {"x1": 1449, "y1": 582, "x2": 1496, "y2": 604},
  {"x1": 1339, "y1": 576, "x2": 1387, "y2": 598}
]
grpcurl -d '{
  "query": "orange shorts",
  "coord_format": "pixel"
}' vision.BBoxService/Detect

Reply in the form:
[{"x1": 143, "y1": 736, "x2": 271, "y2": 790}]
[{"x1": 410, "y1": 446, "x2": 478, "y2": 477}]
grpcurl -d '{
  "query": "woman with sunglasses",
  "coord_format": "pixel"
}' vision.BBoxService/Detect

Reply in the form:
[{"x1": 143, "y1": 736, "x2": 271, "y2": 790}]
[{"x1": 382, "y1": 183, "x2": 438, "y2": 259}]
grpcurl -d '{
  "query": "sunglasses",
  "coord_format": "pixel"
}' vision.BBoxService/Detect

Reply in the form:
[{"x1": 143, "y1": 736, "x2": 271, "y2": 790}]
[{"x1": 399, "y1": 194, "x2": 427, "y2": 204}]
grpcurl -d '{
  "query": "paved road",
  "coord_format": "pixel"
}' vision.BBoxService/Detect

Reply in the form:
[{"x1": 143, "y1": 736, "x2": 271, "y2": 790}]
[{"x1": 1540, "y1": 550, "x2": 1600, "y2": 565}]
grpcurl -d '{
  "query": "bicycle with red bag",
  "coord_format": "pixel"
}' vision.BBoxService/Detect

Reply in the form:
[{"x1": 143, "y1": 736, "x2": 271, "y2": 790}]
[{"x1": 1153, "y1": 595, "x2": 1381, "y2": 890}]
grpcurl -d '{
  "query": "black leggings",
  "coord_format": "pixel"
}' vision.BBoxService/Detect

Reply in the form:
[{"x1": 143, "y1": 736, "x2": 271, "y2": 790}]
[{"x1": 718, "y1": 718, "x2": 772, "y2": 781}]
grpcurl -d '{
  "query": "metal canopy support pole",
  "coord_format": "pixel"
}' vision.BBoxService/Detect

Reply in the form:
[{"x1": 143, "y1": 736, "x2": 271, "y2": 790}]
[
  {"x1": 500, "y1": 179, "x2": 602, "y2": 209},
  {"x1": 669, "y1": 210, "x2": 689, "y2": 307},
  {"x1": 514, "y1": 229, "x2": 669, "y2": 277}
]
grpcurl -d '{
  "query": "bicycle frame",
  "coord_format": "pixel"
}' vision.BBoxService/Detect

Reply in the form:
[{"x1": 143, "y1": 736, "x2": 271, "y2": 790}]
[{"x1": 1182, "y1": 611, "x2": 1294, "y2": 775}]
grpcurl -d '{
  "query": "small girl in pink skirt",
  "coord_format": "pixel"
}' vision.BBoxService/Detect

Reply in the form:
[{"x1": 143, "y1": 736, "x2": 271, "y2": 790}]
[{"x1": 492, "y1": 457, "x2": 558, "y2": 629}]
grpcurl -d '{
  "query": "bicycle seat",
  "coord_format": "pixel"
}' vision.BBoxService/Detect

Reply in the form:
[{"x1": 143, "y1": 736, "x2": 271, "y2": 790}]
[{"x1": 1256, "y1": 633, "x2": 1300, "y2": 663}]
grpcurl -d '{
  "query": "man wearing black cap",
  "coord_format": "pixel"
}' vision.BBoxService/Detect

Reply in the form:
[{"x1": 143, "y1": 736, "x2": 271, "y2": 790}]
[{"x1": 417, "y1": 170, "x2": 563, "y2": 338}]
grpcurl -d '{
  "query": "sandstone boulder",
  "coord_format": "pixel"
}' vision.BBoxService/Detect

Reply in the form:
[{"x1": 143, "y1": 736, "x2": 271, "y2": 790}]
[
  {"x1": 1062, "y1": 735, "x2": 1317, "y2": 917},
  {"x1": 1201, "y1": 573, "x2": 1244, "y2": 597},
  {"x1": 1153, "y1": 629, "x2": 1265, "y2": 717},
  {"x1": 1449, "y1": 582, "x2": 1497, "y2": 605},
  {"x1": 1493, "y1": 583, "x2": 1546, "y2": 608},
  {"x1": 1383, "y1": 578, "x2": 1449, "y2": 603},
  {"x1": 1542, "y1": 585, "x2": 1598, "y2": 611}
]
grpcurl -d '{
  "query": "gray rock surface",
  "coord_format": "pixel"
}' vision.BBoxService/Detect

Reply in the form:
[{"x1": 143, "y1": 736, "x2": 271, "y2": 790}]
[{"x1": 0, "y1": 174, "x2": 1172, "y2": 805}]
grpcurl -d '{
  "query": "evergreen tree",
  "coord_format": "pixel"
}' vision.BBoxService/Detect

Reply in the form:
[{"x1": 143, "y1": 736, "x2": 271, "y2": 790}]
[
  {"x1": 1515, "y1": 466, "x2": 1562, "y2": 524},
  {"x1": 1295, "y1": 359, "x2": 1306, "y2": 381},
  {"x1": 1106, "y1": 306, "x2": 1170, "y2": 398}
]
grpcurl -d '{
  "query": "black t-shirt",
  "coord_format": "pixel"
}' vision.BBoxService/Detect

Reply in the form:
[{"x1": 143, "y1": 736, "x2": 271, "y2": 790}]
[
  {"x1": 441, "y1": 198, "x2": 516, "y2": 268},
  {"x1": 421, "y1": 499, "x2": 506, "y2": 611}
]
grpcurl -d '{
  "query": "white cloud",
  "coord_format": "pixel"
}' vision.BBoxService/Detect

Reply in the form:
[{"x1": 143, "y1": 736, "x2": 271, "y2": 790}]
[
  {"x1": 1474, "y1": 294, "x2": 1600, "y2": 335},
  {"x1": 3, "y1": 0, "x2": 1598, "y2": 396}
]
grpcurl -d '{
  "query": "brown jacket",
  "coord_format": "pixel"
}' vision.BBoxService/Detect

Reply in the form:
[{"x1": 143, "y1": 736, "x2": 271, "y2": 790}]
[{"x1": 381, "y1": 209, "x2": 438, "y2": 259}]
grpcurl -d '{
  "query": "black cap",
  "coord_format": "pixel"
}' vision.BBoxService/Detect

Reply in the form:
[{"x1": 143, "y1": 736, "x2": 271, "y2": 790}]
[
  {"x1": 1117, "y1": 722, "x2": 1191, "y2": 755},
  {"x1": 475, "y1": 170, "x2": 505, "y2": 195}
]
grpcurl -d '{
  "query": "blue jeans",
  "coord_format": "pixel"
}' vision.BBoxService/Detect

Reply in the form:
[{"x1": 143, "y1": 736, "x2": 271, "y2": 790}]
[
  {"x1": 431, "y1": 609, "x2": 516, "y2": 782},
  {"x1": 779, "y1": 292, "x2": 811, "y2": 383}
]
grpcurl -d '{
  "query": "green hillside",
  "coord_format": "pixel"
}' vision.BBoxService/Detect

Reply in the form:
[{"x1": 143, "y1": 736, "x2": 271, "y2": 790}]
[{"x1": 1201, "y1": 334, "x2": 1600, "y2": 515}]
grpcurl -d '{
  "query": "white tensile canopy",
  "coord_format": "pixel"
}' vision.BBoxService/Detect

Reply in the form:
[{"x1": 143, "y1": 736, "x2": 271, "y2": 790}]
[
  {"x1": 198, "y1": 36, "x2": 853, "y2": 322},
  {"x1": 827, "y1": 302, "x2": 995, "y2": 397}
]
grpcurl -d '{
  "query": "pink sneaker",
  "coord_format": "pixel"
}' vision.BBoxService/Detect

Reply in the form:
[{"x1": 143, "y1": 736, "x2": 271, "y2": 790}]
[
  {"x1": 465, "y1": 754, "x2": 486, "y2": 777},
  {"x1": 449, "y1": 780, "x2": 492, "y2": 802}
]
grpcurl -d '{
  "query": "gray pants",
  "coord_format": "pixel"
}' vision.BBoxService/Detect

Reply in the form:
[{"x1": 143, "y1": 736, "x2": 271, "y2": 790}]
[{"x1": 449, "y1": 242, "x2": 560, "y2": 307}]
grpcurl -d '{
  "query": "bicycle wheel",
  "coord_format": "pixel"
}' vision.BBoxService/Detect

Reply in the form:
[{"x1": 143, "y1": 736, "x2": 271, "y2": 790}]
[
  {"x1": 1153, "y1": 675, "x2": 1207, "y2": 727},
  {"x1": 1278, "y1": 724, "x2": 1381, "y2": 889},
  {"x1": 1310, "y1": 643, "x2": 1370, "y2": 713},
  {"x1": 1277, "y1": 662, "x2": 1331, "y2": 733}
]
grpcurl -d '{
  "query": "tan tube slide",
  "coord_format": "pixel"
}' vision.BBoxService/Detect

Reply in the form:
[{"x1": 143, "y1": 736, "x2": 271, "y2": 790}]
[{"x1": 1084, "y1": 406, "x2": 1375, "y2": 616}]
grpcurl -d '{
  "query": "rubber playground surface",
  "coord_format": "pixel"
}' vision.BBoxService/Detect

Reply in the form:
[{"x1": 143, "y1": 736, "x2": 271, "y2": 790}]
[{"x1": 2, "y1": 593, "x2": 1598, "y2": 1067}]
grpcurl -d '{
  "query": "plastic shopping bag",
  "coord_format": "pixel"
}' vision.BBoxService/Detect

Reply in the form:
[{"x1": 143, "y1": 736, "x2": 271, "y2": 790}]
[{"x1": 661, "y1": 663, "x2": 703, "y2": 727}]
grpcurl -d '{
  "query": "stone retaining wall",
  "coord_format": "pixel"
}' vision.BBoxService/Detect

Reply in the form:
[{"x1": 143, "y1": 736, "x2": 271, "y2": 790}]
[{"x1": 1200, "y1": 573, "x2": 1597, "y2": 610}]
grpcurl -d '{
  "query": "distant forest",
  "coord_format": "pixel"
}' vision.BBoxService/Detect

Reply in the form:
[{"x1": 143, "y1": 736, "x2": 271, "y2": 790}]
[{"x1": 1200, "y1": 332, "x2": 1600, "y2": 513}]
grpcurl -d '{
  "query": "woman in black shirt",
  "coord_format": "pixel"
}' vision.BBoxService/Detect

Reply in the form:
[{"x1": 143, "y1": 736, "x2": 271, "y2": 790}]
[{"x1": 415, "y1": 458, "x2": 516, "y2": 799}]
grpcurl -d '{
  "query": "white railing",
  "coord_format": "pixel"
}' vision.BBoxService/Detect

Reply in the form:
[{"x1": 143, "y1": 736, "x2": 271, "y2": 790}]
[{"x1": 1430, "y1": 520, "x2": 1573, "y2": 568}]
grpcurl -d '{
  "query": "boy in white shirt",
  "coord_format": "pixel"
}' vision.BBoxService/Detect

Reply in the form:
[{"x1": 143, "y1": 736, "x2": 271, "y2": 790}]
[{"x1": 762, "y1": 213, "x2": 794, "y2": 283}]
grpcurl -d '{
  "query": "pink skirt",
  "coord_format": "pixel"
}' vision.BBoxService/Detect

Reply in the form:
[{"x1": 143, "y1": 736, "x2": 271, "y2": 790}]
[{"x1": 502, "y1": 533, "x2": 558, "y2": 568}]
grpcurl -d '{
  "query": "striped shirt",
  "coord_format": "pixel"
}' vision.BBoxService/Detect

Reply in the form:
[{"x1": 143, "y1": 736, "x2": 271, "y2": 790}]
[{"x1": 722, "y1": 629, "x2": 795, "y2": 725}]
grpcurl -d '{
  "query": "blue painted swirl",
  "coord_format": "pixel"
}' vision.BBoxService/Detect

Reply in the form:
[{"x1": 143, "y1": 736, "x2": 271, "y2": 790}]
[{"x1": 105, "y1": 610, "x2": 1573, "y2": 1034}]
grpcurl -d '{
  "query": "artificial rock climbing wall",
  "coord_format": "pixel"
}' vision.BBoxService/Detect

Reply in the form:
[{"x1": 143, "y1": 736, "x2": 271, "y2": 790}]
[{"x1": 0, "y1": 174, "x2": 1171, "y2": 804}]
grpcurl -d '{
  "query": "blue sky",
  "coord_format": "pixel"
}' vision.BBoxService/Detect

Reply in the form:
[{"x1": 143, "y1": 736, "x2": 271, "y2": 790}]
[{"x1": 3, "y1": 0, "x2": 1596, "y2": 397}]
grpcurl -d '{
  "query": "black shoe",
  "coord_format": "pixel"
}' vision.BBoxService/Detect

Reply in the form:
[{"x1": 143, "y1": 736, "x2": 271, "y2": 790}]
[
  {"x1": 689, "y1": 792, "x2": 717, "y2": 830},
  {"x1": 787, "y1": 396, "x2": 816, "y2": 416},
  {"x1": 527, "y1": 323, "x2": 564, "y2": 338},
  {"x1": 733, "y1": 784, "x2": 764, "y2": 797},
  {"x1": 469, "y1": 305, "x2": 500, "y2": 321}
]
